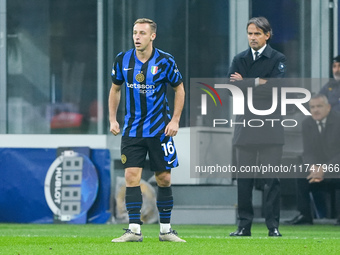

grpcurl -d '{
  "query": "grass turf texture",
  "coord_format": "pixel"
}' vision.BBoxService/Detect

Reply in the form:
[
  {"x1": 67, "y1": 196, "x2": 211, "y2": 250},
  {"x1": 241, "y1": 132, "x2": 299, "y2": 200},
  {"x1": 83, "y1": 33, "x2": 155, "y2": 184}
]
[{"x1": 0, "y1": 223, "x2": 339, "y2": 255}]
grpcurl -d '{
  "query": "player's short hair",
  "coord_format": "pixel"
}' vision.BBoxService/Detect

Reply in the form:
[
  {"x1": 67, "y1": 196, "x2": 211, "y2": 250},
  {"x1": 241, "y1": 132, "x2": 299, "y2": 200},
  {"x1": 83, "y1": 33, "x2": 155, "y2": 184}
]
[
  {"x1": 134, "y1": 18, "x2": 157, "y2": 33},
  {"x1": 247, "y1": 17, "x2": 272, "y2": 40}
]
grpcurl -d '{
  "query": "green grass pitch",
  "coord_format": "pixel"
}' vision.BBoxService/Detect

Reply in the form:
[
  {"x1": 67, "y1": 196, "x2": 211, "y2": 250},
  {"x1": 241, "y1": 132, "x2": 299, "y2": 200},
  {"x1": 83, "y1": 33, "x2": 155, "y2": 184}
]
[{"x1": 0, "y1": 223, "x2": 339, "y2": 255}]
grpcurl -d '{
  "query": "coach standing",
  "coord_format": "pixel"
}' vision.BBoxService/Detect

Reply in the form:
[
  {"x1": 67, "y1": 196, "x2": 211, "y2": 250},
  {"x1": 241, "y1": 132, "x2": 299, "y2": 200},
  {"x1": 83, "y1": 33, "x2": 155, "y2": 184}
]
[{"x1": 227, "y1": 17, "x2": 287, "y2": 237}]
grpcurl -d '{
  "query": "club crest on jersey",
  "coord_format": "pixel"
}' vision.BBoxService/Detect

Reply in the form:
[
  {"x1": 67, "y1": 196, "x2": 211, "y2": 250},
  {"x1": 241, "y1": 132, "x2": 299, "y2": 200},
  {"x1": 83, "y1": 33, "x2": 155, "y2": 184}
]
[
  {"x1": 135, "y1": 72, "x2": 145, "y2": 82},
  {"x1": 151, "y1": 66, "x2": 158, "y2": 75},
  {"x1": 121, "y1": 154, "x2": 127, "y2": 164}
]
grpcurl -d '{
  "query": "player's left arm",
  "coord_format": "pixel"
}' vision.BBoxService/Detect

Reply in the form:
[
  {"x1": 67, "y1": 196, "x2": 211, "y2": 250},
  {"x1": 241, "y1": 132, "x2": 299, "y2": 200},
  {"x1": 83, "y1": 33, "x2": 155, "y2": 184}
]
[{"x1": 165, "y1": 83, "x2": 185, "y2": 137}]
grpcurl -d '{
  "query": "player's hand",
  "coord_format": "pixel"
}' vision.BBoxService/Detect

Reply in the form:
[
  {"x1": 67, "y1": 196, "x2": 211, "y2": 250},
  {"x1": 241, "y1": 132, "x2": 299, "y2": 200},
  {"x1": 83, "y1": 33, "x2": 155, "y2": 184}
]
[
  {"x1": 230, "y1": 72, "x2": 243, "y2": 82},
  {"x1": 307, "y1": 165, "x2": 324, "y2": 183},
  {"x1": 258, "y1": 78, "x2": 268, "y2": 85},
  {"x1": 165, "y1": 120, "x2": 179, "y2": 137},
  {"x1": 110, "y1": 121, "x2": 120, "y2": 136}
]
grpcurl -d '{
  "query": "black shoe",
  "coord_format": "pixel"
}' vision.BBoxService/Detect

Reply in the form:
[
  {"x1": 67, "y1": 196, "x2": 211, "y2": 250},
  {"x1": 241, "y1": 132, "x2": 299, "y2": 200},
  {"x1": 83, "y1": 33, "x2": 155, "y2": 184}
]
[
  {"x1": 229, "y1": 228, "x2": 251, "y2": 237},
  {"x1": 286, "y1": 214, "x2": 313, "y2": 225},
  {"x1": 268, "y1": 228, "x2": 282, "y2": 237}
]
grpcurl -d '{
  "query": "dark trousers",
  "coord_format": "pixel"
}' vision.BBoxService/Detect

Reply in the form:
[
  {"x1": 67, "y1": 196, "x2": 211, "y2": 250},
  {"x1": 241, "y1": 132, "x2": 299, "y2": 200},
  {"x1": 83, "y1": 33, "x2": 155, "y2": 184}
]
[
  {"x1": 236, "y1": 145, "x2": 282, "y2": 230},
  {"x1": 296, "y1": 178, "x2": 313, "y2": 219},
  {"x1": 297, "y1": 177, "x2": 340, "y2": 219}
]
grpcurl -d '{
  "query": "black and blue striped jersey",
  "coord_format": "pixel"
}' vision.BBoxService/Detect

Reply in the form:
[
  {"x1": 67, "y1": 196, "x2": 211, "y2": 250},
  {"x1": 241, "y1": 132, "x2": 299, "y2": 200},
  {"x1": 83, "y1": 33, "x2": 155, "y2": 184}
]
[{"x1": 111, "y1": 48, "x2": 183, "y2": 137}]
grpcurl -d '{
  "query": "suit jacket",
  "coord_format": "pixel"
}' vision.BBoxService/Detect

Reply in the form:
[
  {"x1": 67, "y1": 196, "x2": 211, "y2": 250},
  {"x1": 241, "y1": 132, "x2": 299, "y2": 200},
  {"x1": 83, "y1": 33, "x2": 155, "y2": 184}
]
[
  {"x1": 302, "y1": 110, "x2": 340, "y2": 178},
  {"x1": 319, "y1": 79, "x2": 340, "y2": 112},
  {"x1": 227, "y1": 45, "x2": 287, "y2": 146}
]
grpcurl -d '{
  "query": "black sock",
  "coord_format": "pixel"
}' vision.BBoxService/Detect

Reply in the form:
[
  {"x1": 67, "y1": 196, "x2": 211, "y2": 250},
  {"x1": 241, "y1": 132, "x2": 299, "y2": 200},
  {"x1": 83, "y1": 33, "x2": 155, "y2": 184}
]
[
  {"x1": 125, "y1": 186, "x2": 143, "y2": 225},
  {"x1": 157, "y1": 186, "x2": 173, "y2": 224}
]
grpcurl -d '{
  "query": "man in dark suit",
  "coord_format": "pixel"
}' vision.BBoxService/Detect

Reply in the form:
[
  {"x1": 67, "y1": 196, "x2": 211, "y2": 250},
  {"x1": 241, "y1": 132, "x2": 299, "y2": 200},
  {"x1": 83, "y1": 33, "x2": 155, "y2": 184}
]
[
  {"x1": 319, "y1": 56, "x2": 340, "y2": 112},
  {"x1": 228, "y1": 17, "x2": 286, "y2": 237},
  {"x1": 286, "y1": 94, "x2": 340, "y2": 225}
]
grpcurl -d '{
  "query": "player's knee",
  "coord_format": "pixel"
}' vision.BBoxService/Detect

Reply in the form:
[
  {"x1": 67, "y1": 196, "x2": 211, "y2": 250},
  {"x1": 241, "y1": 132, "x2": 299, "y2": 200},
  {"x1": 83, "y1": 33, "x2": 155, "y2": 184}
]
[
  {"x1": 125, "y1": 168, "x2": 142, "y2": 186},
  {"x1": 155, "y1": 171, "x2": 171, "y2": 187},
  {"x1": 125, "y1": 179, "x2": 140, "y2": 187}
]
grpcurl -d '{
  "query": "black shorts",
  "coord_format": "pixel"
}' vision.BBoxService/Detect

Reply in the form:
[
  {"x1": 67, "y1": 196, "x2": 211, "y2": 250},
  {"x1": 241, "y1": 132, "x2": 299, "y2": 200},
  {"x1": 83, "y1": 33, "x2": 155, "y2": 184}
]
[{"x1": 121, "y1": 134, "x2": 179, "y2": 171}]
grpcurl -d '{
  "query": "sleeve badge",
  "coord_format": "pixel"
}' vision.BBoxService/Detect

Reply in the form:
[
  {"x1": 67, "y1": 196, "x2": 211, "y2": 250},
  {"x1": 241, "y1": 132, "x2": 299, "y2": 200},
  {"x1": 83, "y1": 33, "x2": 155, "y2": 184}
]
[{"x1": 278, "y1": 62, "x2": 285, "y2": 72}]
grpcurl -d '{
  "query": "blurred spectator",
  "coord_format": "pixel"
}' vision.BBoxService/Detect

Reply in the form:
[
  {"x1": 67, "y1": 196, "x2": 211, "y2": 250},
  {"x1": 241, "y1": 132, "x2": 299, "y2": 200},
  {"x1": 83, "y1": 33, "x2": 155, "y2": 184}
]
[
  {"x1": 319, "y1": 56, "x2": 340, "y2": 112},
  {"x1": 286, "y1": 94, "x2": 340, "y2": 225}
]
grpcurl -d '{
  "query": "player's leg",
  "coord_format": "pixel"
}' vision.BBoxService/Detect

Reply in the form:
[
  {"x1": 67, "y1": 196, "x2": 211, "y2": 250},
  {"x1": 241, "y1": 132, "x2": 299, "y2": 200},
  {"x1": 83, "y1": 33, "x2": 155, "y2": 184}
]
[
  {"x1": 149, "y1": 136, "x2": 186, "y2": 242},
  {"x1": 155, "y1": 171, "x2": 172, "y2": 232},
  {"x1": 125, "y1": 167, "x2": 143, "y2": 234},
  {"x1": 112, "y1": 138, "x2": 146, "y2": 243},
  {"x1": 111, "y1": 167, "x2": 144, "y2": 242}
]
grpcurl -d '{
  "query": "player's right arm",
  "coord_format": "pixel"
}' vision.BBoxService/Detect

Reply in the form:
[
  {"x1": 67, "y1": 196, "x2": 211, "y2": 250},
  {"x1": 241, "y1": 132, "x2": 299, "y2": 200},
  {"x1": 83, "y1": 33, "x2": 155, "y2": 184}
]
[
  {"x1": 109, "y1": 52, "x2": 124, "y2": 135},
  {"x1": 109, "y1": 83, "x2": 121, "y2": 135}
]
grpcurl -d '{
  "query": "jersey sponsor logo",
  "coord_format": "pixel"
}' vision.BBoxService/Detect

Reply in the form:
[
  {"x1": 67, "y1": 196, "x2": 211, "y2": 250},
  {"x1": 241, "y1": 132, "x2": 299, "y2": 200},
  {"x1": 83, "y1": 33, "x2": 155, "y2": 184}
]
[
  {"x1": 126, "y1": 82, "x2": 156, "y2": 94},
  {"x1": 124, "y1": 67, "x2": 133, "y2": 71},
  {"x1": 151, "y1": 66, "x2": 158, "y2": 75}
]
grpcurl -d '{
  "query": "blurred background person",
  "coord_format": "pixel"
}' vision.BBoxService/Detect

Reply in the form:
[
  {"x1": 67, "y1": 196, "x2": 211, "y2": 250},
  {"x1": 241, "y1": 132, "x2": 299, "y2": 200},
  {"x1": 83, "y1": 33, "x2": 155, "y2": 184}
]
[
  {"x1": 286, "y1": 94, "x2": 340, "y2": 225},
  {"x1": 319, "y1": 56, "x2": 340, "y2": 112}
]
